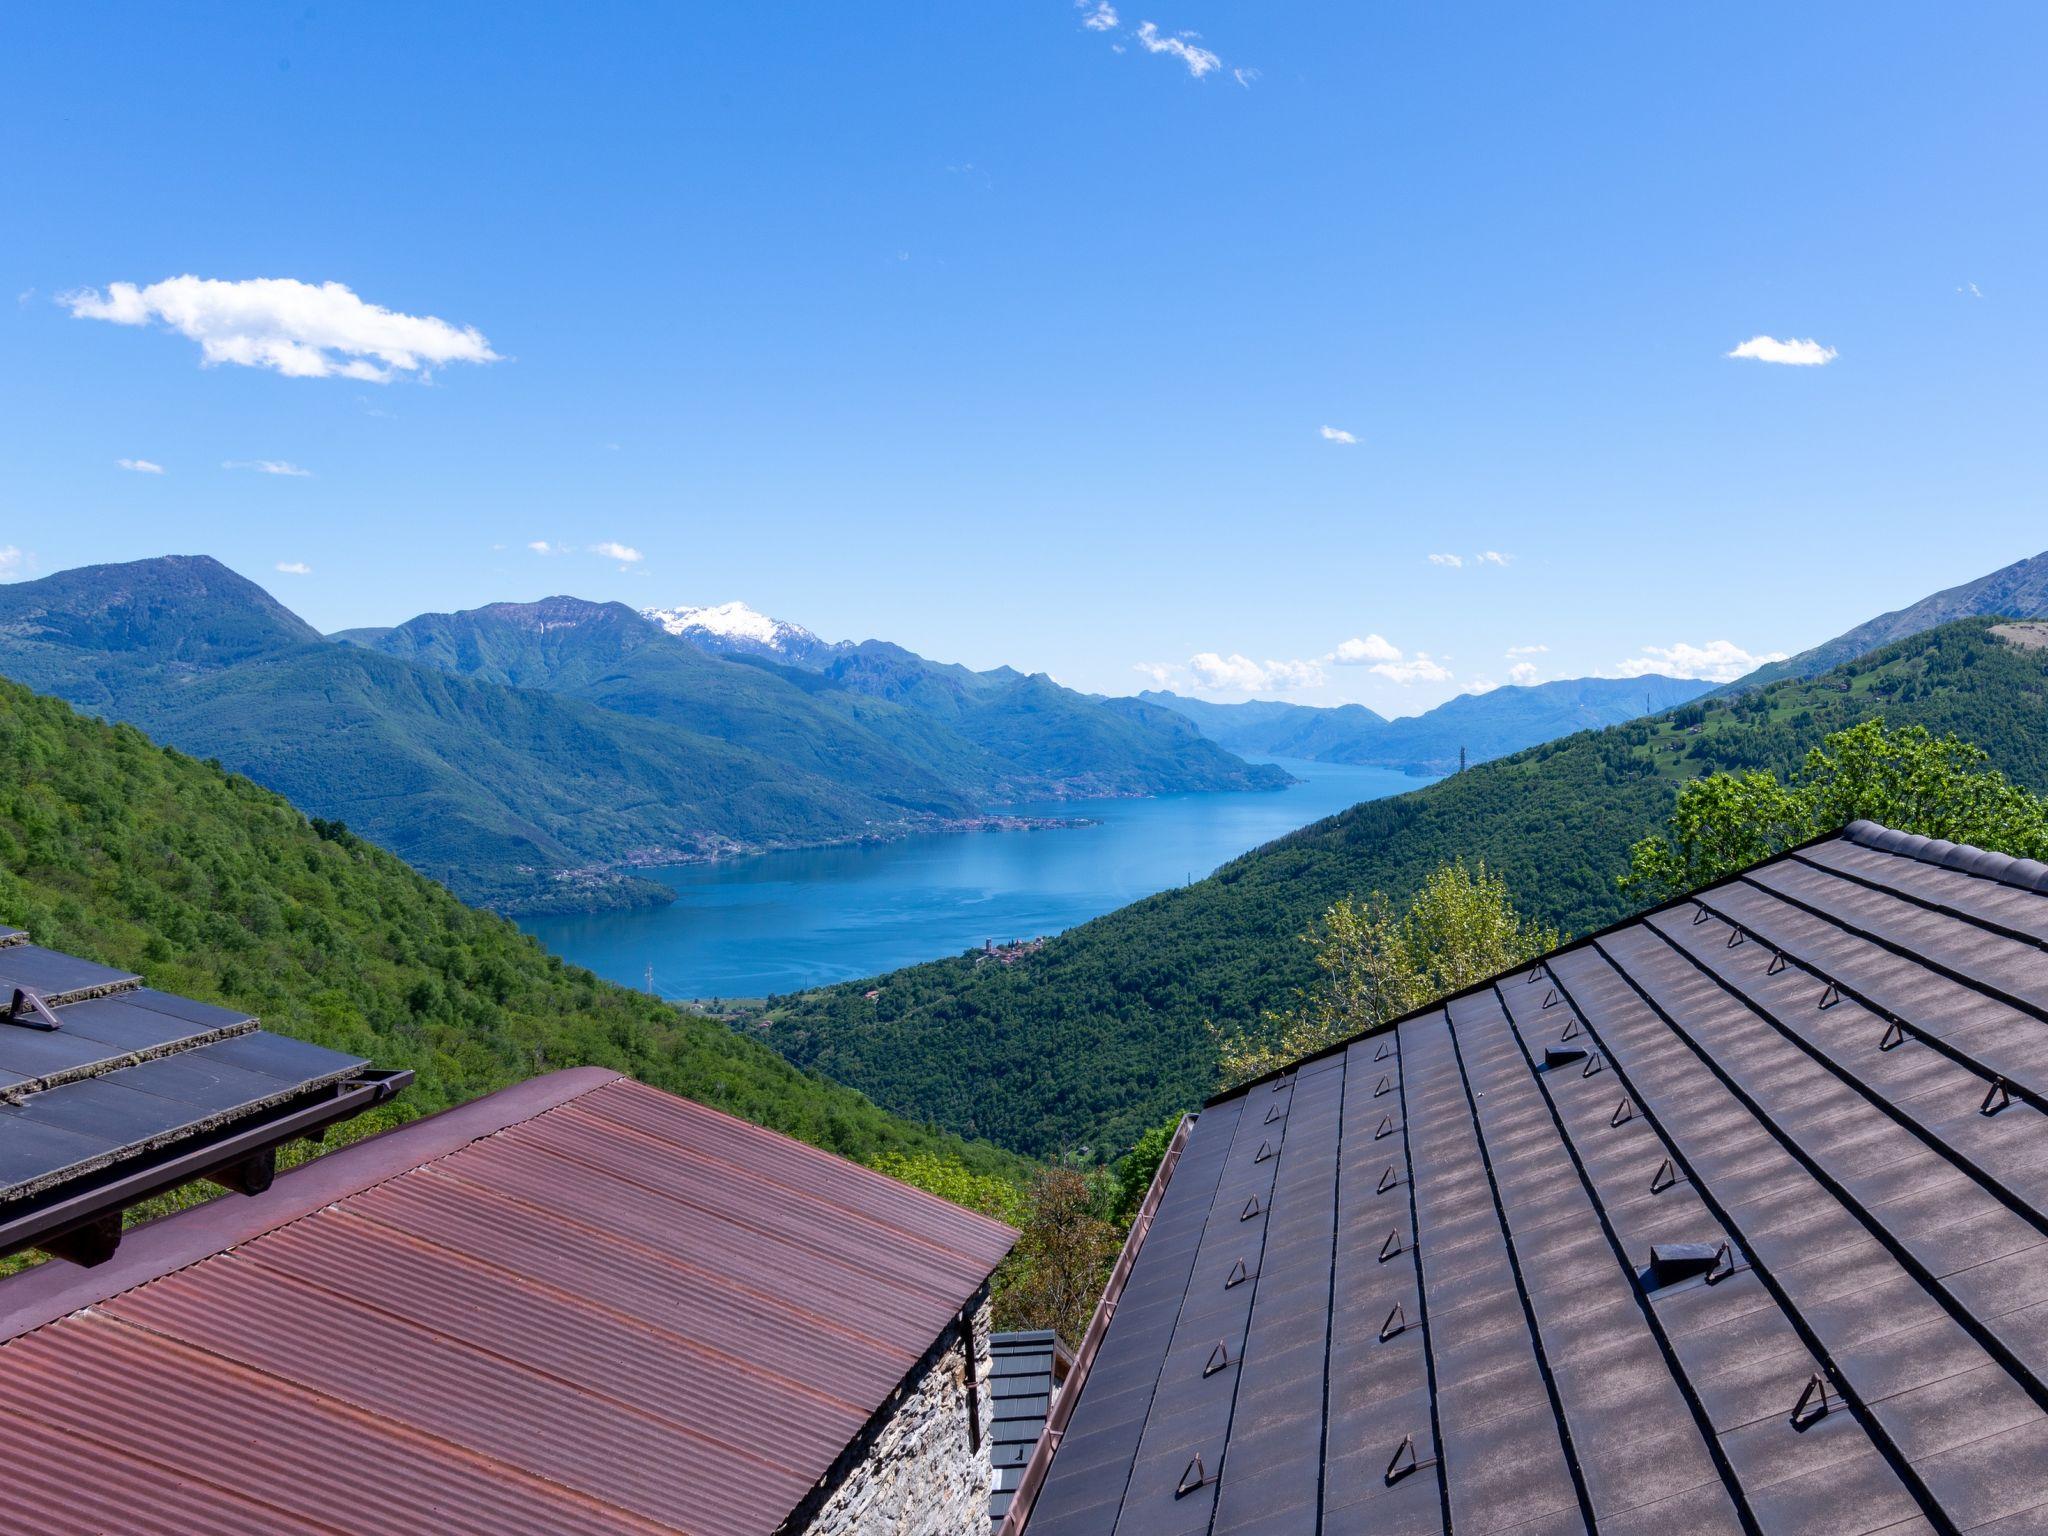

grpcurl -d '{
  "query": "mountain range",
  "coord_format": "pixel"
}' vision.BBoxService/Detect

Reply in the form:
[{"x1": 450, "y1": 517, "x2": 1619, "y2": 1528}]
[
  {"x1": 0, "y1": 557, "x2": 1284, "y2": 913},
  {"x1": 1142, "y1": 673, "x2": 1715, "y2": 775}
]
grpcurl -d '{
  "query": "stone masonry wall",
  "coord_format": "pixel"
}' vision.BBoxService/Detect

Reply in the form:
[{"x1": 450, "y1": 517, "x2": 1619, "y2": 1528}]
[{"x1": 799, "y1": 1294, "x2": 996, "y2": 1536}]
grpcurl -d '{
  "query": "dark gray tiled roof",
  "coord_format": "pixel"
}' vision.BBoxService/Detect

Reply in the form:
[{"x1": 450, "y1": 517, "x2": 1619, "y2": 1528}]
[
  {"x1": 1023, "y1": 823, "x2": 2048, "y2": 1536},
  {"x1": 0, "y1": 930, "x2": 368, "y2": 1207},
  {"x1": 992, "y1": 1330, "x2": 1064, "y2": 1528}
]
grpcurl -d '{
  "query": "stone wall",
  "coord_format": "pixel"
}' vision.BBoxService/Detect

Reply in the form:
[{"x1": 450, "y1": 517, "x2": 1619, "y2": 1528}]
[{"x1": 798, "y1": 1292, "x2": 995, "y2": 1536}]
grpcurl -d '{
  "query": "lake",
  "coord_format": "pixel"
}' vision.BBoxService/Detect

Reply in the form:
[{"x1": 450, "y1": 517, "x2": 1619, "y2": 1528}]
[{"x1": 520, "y1": 757, "x2": 1430, "y2": 999}]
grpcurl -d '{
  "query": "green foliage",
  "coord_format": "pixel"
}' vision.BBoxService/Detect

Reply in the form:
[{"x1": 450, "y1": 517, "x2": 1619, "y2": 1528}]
[
  {"x1": 1110, "y1": 1114, "x2": 1182, "y2": 1224},
  {"x1": 760, "y1": 621, "x2": 2048, "y2": 1159},
  {"x1": 869, "y1": 1150, "x2": 1025, "y2": 1226},
  {"x1": 0, "y1": 677, "x2": 1032, "y2": 1193},
  {"x1": 1624, "y1": 718, "x2": 2048, "y2": 896},
  {"x1": 1213, "y1": 860, "x2": 1556, "y2": 1089}
]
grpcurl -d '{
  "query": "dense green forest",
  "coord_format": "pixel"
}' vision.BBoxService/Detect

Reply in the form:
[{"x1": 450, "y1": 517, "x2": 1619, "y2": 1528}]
[
  {"x1": 0, "y1": 676, "x2": 1030, "y2": 1187},
  {"x1": 756, "y1": 620, "x2": 2048, "y2": 1159}
]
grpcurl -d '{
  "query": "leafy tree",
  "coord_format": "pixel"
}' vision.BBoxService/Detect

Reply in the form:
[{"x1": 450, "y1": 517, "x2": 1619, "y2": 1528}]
[
  {"x1": 1624, "y1": 718, "x2": 2048, "y2": 897},
  {"x1": 1212, "y1": 859, "x2": 1557, "y2": 1088},
  {"x1": 1000, "y1": 1168, "x2": 1119, "y2": 1343}
]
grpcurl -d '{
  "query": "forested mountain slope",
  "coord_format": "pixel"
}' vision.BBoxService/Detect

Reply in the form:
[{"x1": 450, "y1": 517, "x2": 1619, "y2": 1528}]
[
  {"x1": 0, "y1": 675, "x2": 1025, "y2": 1181},
  {"x1": 760, "y1": 621, "x2": 2048, "y2": 1158},
  {"x1": 0, "y1": 560, "x2": 907, "y2": 911},
  {"x1": 1734, "y1": 547, "x2": 2048, "y2": 688}
]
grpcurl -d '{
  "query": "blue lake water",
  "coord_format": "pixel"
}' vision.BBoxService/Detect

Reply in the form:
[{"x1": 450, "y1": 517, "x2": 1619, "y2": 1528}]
[{"x1": 520, "y1": 758, "x2": 1431, "y2": 1000}]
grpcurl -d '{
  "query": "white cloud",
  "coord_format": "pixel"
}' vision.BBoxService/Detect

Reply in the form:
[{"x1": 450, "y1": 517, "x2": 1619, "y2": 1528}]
[
  {"x1": 527, "y1": 540, "x2": 557, "y2": 554},
  {"x1": 1319, "y1": 425, "x2": 1359, "y2": 445},
  {"x1": 1189, "y1": 652, "x2": 1323, "y2": 693},
  {"x1": 1078, "y1": 0, "x2": 1119, "y2": 30},
  {"x1": 591, "y1": 540, "x2": 644, "y2": 565},
  {"x1": 274, "y1": 561, "x2": 312, "y2": 575},
  {"x1": 1959, "y1": 282, "x2": 1984, "y2": 300},
  {"x1": 1505, "y1": 643, "x2": 1548, "y2": 658},
  {"x1": 116, "y1": 457, "x2": 164, "y2": 474},
  {"x1": 1329, "y1": 634, "x2": 1401, "y2": 665},
  {"x1": 1369, "y1": 652, "x2": 1454, "y2": 686},
  {"x1": 1464, "y1": 678, "x2": 1501, "y2": 696},
  {"x1": 63, "y1": 275, "x2": 499, "y2": 383},
  {"x1": 1476, "y1": 550, "x2": 1512, "y2": 566},
  {"x1": 0, "y1": 546, "x2": 26, "y2": 582},
  {"x1": 1132, "y1": 661, "x2": 1177, "y2": 687},
  {"x1": 1508, "y1": 661, "x2": 1541, "y2": 686},
  {"x1": 1427, "y1": 553, "x2": 1464, "y2": 568},
  {"x1": 1610, "y1": 639, "x2": 1787, "y2": 682},
  {"x1": 1233, "y1": 66, "x2": 1259, "y2": 88},
  {"x1": 1134, "y1": 21, "x2": 1221, "y2": 77},
  {"x1": 1726, "y1": 335, "x2": 1837, "y2": 367},
  {"x1": 224, "y1": 459, "x2": 311, "y2": 477}
]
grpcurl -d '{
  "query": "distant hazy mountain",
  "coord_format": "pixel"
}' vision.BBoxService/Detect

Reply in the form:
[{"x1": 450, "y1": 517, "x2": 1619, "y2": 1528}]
[
  {"x1": 1143, "y1": 673, "x2": 1713, "y2": 775},
  {"x1": 1730, "y1": 548, "x2": 2048, "y2": 689}
]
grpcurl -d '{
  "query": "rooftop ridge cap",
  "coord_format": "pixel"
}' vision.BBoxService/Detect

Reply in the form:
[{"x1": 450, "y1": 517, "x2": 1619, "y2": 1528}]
[{"x1": 1841, "y1": 818, "x2": 2048, "y2": 894}]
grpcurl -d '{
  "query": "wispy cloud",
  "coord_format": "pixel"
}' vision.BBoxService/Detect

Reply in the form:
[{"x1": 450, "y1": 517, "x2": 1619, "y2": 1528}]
[
  {"x1": 1079, "y1": 5, "x2": 1241, "y2": 81},
  {"x1": 274, "y1": 561, "x2": 312, "y2": 575},
  {"x1": 1505, "y1": 643, "x2": 1548, "y2": 658},
  {"x1": 1427, "y1": 553, "x2": 1464, "y2": 569},
  {"x1": 1368, "y1": 653, "x2": 1454, "y2": 686},
  {"x1": 1726, "y1": 335, "x2": 1837, "y2": 367},
  {"x1": 0, "y1": 546, "x2": 27, "y2": 582},
  {"x1": 63, "y1": 275, "x2": 499, "y2": 383},
  {"x1": 591, "y1": 540, "x2": 644, "y2": 566},
  {"x1": 1134, "y1": 21, "x2": 1221, "y2": 76},
  {"x1": 116, "y1": 457, "x2": 164, "y2": 474},
  {"x1": 1476, "y1": 550, "x2": 1511, "y2": 567},
  {"x1": 1151, "y1": 630, "x2": 1463, "y2": 695},
  {"x1": 1508, "y1": 661, "x2": 1541, "y2": 686},
  {"x1": 224, "y1": 459, "x2": 312, "y2": 477},
  {"x1": 527, "y1": 540, "x2": 558, "y2": 554},
  {"x1": 1319, "y1": 425, "x2": 1359, "y2": 445},
  {"x1": 1328, "y1": 635, "x2": 1400, "y2": 665},
  {"x1": 1610, "y1": 639, "x2": 1786, "y2": 682},
  {"x1": 1190, "y1": 652, "x2": 1323, "y2": 692},
  {"x1": 1958, "y1": 282, "x2": 1984, "y2": 300}
]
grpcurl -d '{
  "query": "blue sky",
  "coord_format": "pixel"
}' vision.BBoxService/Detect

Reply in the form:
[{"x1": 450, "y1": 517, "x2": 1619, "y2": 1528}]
[{"x1": 4, "y1": 2, "x2": 2043, "y2": 715}]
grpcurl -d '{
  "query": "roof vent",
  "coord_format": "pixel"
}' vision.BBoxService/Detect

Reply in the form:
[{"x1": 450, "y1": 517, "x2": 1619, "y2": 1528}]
[{"x1": 1541, "y1": 1045, "x2": 1588, "y2": 1071}]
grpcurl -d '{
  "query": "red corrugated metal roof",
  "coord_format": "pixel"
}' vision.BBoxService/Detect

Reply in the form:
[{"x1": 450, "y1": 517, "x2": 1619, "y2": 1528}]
[{"x1": 0, "y1": 1068, "x2": 1016, "y2": 1536}]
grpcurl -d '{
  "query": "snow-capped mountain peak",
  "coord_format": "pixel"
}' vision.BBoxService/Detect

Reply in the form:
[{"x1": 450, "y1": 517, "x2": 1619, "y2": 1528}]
[{"x1": 642, "y1": 600, "x2": 840, "y2": 664}]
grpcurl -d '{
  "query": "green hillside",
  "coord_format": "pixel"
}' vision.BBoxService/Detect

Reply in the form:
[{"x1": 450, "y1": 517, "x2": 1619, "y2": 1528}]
[
  {"x1": 756, "y1": 620, "x2": 2048, "y2": 1158},
  {"x1": 0, "y1": 676, "x2": 1028, "y2": 1186}
]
